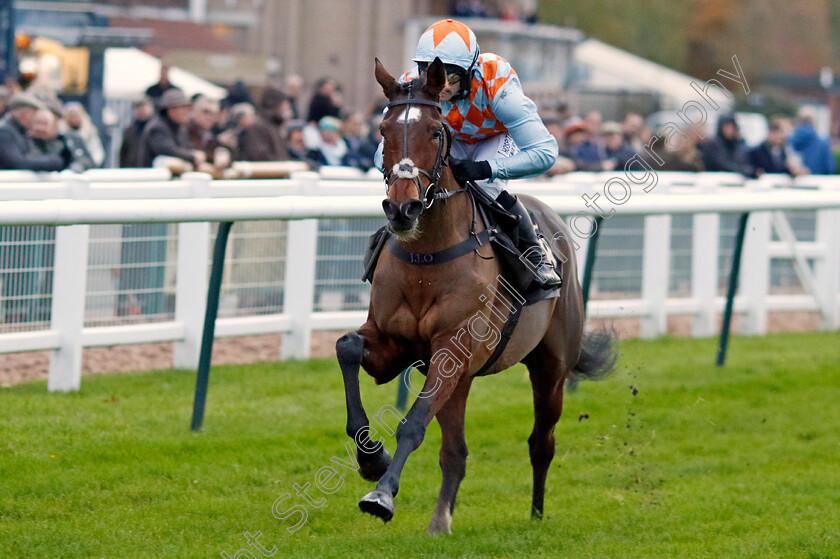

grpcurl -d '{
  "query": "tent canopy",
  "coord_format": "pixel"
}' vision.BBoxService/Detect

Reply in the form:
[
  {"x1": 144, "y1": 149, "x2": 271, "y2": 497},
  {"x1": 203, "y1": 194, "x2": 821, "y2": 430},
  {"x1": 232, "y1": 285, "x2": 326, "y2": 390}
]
[
  {"x1": 104, "y1": 48, "x2": 226, "y2": 101},
  {"x1": 573, "y1": 39, "x2": 735, "y2": 111}
]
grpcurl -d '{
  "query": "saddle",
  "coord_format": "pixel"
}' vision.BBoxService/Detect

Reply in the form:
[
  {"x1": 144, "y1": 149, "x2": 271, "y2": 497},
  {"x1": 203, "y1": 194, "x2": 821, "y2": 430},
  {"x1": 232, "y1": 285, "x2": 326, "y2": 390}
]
[{"x1": 362, "y1": 184, "x2": 562, "y2": 306}]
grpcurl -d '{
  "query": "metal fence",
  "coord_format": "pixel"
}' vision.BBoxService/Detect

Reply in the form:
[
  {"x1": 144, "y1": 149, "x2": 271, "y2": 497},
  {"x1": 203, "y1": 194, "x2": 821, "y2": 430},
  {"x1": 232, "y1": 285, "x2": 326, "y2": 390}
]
[{"x1": 0, "y1": 168, "x2": 838, "y2": 392}]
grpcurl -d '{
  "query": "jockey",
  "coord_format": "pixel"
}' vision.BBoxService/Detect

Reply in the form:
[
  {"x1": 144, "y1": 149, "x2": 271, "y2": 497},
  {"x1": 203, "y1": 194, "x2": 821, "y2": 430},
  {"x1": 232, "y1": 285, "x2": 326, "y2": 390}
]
[{"x1": 377, "y1": 19, "x2": 561, "y2": 288}]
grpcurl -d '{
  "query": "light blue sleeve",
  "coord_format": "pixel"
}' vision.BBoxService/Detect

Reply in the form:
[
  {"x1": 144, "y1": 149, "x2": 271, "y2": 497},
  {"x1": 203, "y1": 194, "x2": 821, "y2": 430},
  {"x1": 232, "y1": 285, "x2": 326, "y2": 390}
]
[{"x1": 487, "y1": 80, "x2": 558, "y2": 181}]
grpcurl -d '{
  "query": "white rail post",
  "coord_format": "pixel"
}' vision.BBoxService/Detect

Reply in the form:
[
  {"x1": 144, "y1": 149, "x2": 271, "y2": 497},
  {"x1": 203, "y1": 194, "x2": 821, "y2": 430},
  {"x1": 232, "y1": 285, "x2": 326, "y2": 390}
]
[
  {"x1": 281, "y1": 171, "x2": 319, "y2": 360},
  {"x1": 815, "y1": 180, "x2": 840, "y2": 329},
  {"x1": 740, "y1": 180, "x2": 771, "y2": 335},
  {"x1": 173, "y1": 173, "x2": 212, "y2": 369},
  {"x1": 48, "y1": 174, "x2": 91, "y2": 392},
  {"x1": 692, "y1": 176, "x2": 721, "y2": 337},
  {"x1": 640, "y1": 185, "x2": 671, "y2": 339}
]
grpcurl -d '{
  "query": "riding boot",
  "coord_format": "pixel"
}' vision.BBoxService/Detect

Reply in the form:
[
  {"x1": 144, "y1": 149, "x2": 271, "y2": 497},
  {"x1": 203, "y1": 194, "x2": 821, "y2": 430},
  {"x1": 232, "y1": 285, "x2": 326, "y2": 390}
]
[{"x1": 496, "y1": 191, "x2": 562, "y2": 289}]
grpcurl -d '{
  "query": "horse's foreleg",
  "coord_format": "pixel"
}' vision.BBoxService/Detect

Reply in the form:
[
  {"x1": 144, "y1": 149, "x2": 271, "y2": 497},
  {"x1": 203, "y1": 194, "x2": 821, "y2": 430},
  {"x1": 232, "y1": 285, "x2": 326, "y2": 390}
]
[
  {"x1": 359, "y1": 331, "x2": 470, "y2": 523},
  {"x1": 336, "y1": 330, "x2": 392, "y2": 482},
  {"x1": 428, "y1": 374, "x2": 472, "y2": 535}
]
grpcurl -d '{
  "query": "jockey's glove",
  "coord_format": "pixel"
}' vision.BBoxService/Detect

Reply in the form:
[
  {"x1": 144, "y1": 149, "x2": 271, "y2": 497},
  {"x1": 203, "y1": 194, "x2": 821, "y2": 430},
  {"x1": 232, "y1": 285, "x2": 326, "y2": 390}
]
[{"x1": 449, "y1": 158, "x2": 491, "y2": 184}]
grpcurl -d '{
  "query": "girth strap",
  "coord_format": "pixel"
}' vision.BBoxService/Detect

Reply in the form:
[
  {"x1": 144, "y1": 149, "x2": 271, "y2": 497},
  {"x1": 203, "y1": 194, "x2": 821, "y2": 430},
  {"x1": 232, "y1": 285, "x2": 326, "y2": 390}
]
[
  {"x1": 387, "y1": 228, "x2": 496, "y2": 266},
  {"x1": 474, "y1": 283, "x2": 525, "y2": 376}
]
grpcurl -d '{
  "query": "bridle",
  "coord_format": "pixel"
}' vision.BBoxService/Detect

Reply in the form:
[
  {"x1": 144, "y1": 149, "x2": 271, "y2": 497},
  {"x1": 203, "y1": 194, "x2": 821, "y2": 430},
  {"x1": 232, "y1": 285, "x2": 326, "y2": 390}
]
[{"x1": 381, "y1": 95, "x2": 464, "y2": 210}]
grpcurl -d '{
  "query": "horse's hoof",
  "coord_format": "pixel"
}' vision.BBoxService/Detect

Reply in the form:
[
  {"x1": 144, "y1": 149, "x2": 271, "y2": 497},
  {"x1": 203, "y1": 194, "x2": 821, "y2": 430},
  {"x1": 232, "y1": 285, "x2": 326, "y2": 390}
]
[
  {"x1": 359, "y1": 489, "x2": 395, "y2": 522},
  {"x1": 358, "y1": 447, "x2": 391, "y2": 482}
]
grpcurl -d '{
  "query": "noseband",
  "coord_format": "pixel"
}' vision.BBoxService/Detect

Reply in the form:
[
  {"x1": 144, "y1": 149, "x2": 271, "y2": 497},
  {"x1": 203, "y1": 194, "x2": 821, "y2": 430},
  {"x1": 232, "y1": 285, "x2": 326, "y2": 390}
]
[{"x1": 381, "y1": 97, "x2": 463, "y2": 210}]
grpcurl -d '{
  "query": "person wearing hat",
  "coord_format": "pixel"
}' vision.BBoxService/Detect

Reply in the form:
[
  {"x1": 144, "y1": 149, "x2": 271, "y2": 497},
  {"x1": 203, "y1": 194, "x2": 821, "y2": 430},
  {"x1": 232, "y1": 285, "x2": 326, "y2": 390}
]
[
  {"x1": 137, "y1": 88, "x2": 205, "y2": 168},
  {"x1": 119, "y1": 96, "x2": 155, "y2": 168},
  {"x1": 559, "y1": 117, "x2": 603, "y2": 172},
  {"x1": 0, "y1": 92, "x2": 66, "y2": 171}
]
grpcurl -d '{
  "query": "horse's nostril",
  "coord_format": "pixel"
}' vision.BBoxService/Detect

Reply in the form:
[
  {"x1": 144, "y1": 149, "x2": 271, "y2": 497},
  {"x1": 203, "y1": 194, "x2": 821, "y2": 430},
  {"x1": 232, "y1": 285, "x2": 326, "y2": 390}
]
[
  {"x1": 402, "y1": 200, "x2": 423, "y2": 220},
  {"x1": 382, "y1": 199, "x2": 400, "y2": 221}
]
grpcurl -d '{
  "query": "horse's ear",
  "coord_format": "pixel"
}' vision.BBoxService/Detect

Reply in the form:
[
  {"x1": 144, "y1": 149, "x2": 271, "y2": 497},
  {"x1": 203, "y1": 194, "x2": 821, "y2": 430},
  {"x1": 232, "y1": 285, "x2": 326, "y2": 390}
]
[
  {"x1": 423, "y1": 57, "x2": 446, "y2": 99},
  {"x1": 374, "y1": 57, "x2": 400, "y2": 99}
]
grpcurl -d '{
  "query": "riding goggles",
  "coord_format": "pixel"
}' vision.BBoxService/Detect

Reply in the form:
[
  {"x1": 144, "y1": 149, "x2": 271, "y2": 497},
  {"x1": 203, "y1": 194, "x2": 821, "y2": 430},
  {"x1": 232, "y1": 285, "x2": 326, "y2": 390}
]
[{"x1": 417, "y1": 62, "x2": 465, "y2": 85}]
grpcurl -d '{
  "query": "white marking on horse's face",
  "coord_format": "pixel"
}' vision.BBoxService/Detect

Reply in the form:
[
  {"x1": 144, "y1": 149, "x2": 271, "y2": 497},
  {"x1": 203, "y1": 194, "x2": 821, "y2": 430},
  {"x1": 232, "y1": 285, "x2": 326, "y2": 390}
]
[
  {"x1": 392, "y1": 158, "x2": 419, "y2": 179},
  {"x1": 396, "y1": 106, "x2": 422, "y2": 124}
]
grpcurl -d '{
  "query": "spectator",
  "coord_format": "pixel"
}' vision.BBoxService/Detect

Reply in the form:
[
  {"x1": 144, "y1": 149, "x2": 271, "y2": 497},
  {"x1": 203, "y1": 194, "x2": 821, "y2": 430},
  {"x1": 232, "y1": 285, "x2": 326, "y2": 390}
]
[
  {"x1": 306, "y1": 77, "x2": 340, "y2": 123},
  {"x1": 790, "y1": 108, "x2": 835, "y2": 175},
  {"x1": 258, "y1": 87, "x2": 294, "y2": 133},
  {"x1": 573, "y1": 110, "x2": 608, "y2": 165},
  {"x1": 231, "y1": 102, "x2": 287, "y2": 161},
  {"x1": 451, "y1": 0, "x2": 489, "y2": 18},
  {"x1": 0, "y1": 93, "x2": 65, "y2": 171},
  {"x1": 61, "y1": 102, "x2": 104, "y2": 167},
  {"x1": 137, "y1": 89, "x2": 205, "y2": 168},
  {"x1": 145, "y1": 65, "x2": 177, "y2": 107},
  {"x1": 282, "y1": 74, "x2": 304, "y2": 120},
  {"x1": 698, "y1": 115, "x2": 756, "y2": 176},
  {"x1": 357, "y1": 114, "x2": 383, "y2": 169},
  {"x1": 286, "y1": 121, "x2": 326, "y2": 168},
  {"x1": 651, "y1": 125, "x2": 705, "y2": 172},
  {"x1": 225, "y1": 80, "x2": 253, "y2": 106},
  {"x1": 0, "y1": 86, "x2": 9, "y2": 118},
  {"x1": 32, "y1": 102, "x2": 95, "y2": 171},
  {"x1": 313, "y1": 115, "x2": 365, "y2": 167},
  {"x1": 119, "y1": 97, "x2": 155, "y2": 168},
  {"x1": 342, "y1": 111, "x2": 376, "y2": 169},
  {"x1": 562, "y1": 117, "x2": 606, "y2": 171},
  {"x1": 188, "y1": 96, "x2": 234, "y2": 168},
  {"x1": 622, "y1": 112, "x2": 646, "y2": 154},
  {"x1": 749, "y1": 122, "x2": 798, "y2": 175},
  {"x1": 601, "y1": 121, "x2": 635, "y2": 170}
]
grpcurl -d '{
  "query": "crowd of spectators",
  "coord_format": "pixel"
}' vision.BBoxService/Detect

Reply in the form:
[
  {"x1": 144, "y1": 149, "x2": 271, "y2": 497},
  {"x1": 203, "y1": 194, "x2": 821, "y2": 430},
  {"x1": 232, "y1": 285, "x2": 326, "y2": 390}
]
[
  {"x1": 2, "y1": 63, "x2": 838, "y2": 179},
  {"x1": 545, "y1": 105, "x2": 835, "y2": 178},
  {"x1": 112, "y1": 68, "x2": 385, "y2": 175},
  {"x1": 0, "y1": 88, "x2": 102, "y2": 173}
]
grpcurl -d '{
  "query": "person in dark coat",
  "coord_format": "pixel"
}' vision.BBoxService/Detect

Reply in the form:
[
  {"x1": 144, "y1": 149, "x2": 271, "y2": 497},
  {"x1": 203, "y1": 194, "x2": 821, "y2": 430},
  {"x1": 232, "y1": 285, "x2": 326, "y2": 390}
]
[
  {"x1": 698, "y1": 115, "x2": 757, "y2": 177},
  {"x1": 0, "y1": 93, "x2": 66, "y2": 171},
  {"x1": 232, "y1": 103, "x2": 288, "y2": 161},
  {"x1": 137, "y1": 89, "x2": 205, "y2": 168},
  {"x1": 119, "y1": 97, "x2": 155, "y2": 168},
  {"x1": 32, "y1": 101, "x2": 96, "y2": 172},
  {"x1": 145, "y1": 65, "x2": 177, "y2": 108},
  {"x1": 749, "y1": 122, "x2": 793, "y2": 175},
  {"x1": 601, "y1": 121, "x2": 635, "y2": 171},
  {"x1": 306, "y1": 77, "x2": 340, "y2": 123}
]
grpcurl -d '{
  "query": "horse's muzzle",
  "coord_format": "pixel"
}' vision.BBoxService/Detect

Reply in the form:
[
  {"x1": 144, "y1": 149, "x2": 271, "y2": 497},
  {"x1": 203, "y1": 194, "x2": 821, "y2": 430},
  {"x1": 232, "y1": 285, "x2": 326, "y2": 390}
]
[{"x1": 382, "y1": 199, "x2": 423, "y2": 231}]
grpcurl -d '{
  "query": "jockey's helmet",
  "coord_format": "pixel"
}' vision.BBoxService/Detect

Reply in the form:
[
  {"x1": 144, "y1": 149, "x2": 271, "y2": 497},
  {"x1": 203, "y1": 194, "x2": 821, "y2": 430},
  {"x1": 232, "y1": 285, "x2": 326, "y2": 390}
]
[{"x1": 414, "y1": 19, "x2": 479, "y2": 100}]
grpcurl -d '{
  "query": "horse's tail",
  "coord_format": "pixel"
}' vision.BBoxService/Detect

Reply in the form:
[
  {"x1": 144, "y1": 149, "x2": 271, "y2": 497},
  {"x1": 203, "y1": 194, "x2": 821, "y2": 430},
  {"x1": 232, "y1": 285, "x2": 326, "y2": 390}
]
[{"x1": 567, "y1": 328, "x2": 618, "y2": 389}]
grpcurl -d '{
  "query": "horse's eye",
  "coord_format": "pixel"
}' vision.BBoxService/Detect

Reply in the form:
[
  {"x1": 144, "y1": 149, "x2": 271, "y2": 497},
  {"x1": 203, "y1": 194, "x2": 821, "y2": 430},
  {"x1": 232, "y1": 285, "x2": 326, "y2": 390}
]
[{"x1": 433, "y1": 129, "x2": 443, "y2": 139}]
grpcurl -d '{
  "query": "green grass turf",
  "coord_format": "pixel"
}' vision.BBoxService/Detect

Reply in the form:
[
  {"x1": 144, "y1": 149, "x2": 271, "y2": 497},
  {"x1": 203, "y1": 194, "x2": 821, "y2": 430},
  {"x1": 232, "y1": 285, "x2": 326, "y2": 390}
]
[{"x1": 1, "y1": 332, "x2": 838, "y2": 558}]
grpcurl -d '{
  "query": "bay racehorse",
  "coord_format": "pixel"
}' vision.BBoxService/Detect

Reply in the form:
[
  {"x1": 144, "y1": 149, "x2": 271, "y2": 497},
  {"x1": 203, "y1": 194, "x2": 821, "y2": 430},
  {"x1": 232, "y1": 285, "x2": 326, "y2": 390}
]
[{"x1": 336, "y1": 58, "x2": 616, "y2": 534}]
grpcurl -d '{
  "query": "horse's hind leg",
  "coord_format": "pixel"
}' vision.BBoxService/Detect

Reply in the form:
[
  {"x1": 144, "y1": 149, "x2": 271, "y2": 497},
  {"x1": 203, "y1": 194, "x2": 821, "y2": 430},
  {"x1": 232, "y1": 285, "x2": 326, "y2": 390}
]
[
  {"x1": 428, "y1": 375, "x2": 472, "y2": 535},
  {"x1": 336, "y1": 326, "x2": 410, "y2": 482},
  {"x1": 523, "y1": 343, "x2": 566, "y2": 519}
]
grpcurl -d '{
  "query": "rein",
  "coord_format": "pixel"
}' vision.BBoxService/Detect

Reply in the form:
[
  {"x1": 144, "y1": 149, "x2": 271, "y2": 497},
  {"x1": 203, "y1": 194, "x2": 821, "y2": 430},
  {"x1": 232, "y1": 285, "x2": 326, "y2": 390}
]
[{"x1": 382, "y1": 95, "x2": 464, "y2": 210}]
